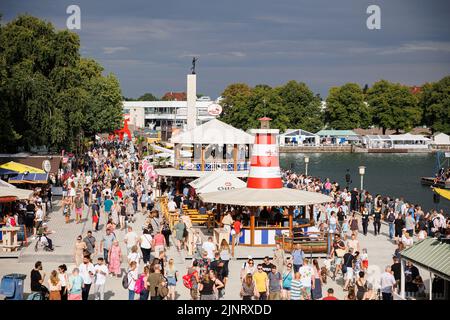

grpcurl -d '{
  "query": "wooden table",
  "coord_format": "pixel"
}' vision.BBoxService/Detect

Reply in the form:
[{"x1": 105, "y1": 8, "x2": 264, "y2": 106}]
[{"x1": 1, "y1": 227, "x2": 21, "y2": 252}]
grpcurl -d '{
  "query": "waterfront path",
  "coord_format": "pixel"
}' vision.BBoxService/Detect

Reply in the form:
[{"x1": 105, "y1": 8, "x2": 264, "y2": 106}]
[{"x1": 0, "y1": 203, "x2": 430, "y2": 300}]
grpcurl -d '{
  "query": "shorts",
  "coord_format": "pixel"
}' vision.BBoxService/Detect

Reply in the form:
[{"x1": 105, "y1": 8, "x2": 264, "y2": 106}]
[
  {"x1": 34, "y1": 221, "x2": 42, "y2": 229},
  {"x1": 167, "y1": 276, "x2": 176, "y2": 286},
  {"x1": 75, "y1": 208, "x2": 82, "y2": 214},
  {"x1": 283, "y1": 287, "x2": 291, "y2": 291},
  {"x1": 362, "y1": 260, "x2": 369, "y2": 269},
  {"x1": 301, "y1": 287, "x2": 311, "y2": 299},
  {"x1": 68, "y1": 293, "x2": 82, "y2": 300},
  {"x1": 345, "y1": 267, "x2": 354, "y2": 280},
  {"x1": 334, "y1": 257, "x2": 342, "y2": 265}
]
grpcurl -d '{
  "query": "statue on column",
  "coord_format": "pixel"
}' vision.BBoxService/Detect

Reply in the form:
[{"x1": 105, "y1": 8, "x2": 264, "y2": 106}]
[{"x1": 191, "y1": 57, "x2": 198, "y2": 74}]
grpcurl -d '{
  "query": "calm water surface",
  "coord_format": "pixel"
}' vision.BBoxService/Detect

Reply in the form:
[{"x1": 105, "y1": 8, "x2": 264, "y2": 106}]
[{"x1": 280, "y1": 153, "x2": 450, "y2": 213}]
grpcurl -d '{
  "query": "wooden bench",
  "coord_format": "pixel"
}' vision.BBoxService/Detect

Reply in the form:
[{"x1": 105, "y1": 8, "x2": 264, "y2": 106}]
[{"x1": 186, "y1": 212, "x2": 215, "y2": 229}]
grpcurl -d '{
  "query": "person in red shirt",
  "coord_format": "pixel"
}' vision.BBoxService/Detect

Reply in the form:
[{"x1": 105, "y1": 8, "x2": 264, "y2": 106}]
[
  {"x1": 152, "y1": 232, "x2": 167, "y2": 257},
  {"x1": 322, "y1": 288, "x2": 339, "y2": 300},
  {"x1": 233, "y1": 219, "x2": 241, "y2": 246}
]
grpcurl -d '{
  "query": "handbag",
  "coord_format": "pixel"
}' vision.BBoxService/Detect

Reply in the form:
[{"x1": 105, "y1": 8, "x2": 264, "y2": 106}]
[{"x1": 335, "y1": 249, "x2": 345, "y2": 258}]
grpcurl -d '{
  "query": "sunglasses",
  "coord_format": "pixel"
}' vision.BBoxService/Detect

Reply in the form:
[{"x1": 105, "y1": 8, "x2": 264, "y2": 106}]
[{"x1": 257, "y1": 268, "x2": 262, "y2": 270}]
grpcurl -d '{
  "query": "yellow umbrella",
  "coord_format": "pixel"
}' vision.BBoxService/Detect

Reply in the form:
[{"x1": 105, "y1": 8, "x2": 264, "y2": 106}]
[
  {"x1": 433, "y1": 187, "x2": 450, "y2": 201},
  {"x1": 0, "y1": 161, "x2": 45, "y2": 174}
]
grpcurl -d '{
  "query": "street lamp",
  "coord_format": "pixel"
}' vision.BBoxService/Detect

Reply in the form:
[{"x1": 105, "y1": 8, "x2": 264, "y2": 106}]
[
  {"x1": 359, "y1": 166, "x2": 366, "y2": 190},
  {"x1": 304, "y1": 156, "x2": 310, "y2": 176}
]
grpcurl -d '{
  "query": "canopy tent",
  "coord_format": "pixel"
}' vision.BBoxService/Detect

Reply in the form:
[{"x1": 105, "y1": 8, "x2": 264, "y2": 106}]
[
  {"x1": 433, "y1": 188, "x2": 450, "y2": 201},
  {"x1": 170, "y1": 119, "x2": 255, "y2": 145},
  {"x1": 0, "y1": 186, "x2": 33, "y2": 201},
  {"x1": 8, "y1": 172, "x2": 49, "y2": 184},
  {"x1": 0, "y1": 168, "x2": 19, "y2": 175},
  {"x1": 0, "y1": 161, "x2": 45, "y2": 174},
  {"x1": 190, "y1": 170, "x2": 246, "y2": 194},
  {"x1": 189, "y1": 170, "x2": 221, "y2": 190},
  {"x1": 155, "y1": 167, "x2": 249, "y2": 178},
  {"x1": 199, "y1": 187, "x2": 333, "y2": 206}
]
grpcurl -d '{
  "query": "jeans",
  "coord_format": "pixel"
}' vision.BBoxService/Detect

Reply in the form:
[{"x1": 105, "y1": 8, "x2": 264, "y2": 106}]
[
  {"x1": 258, "y1": 292, "x2": 267, "y2": 300},
  {"x1": 373, "y1": 220, "x2": 381, "y2": 235},
  {"x1": 362, "y1": 221, "x2": 368, "y2": 235},
  {"x1": 389, "y1": 223, "x2": 395, "y2": 239},
  {"x1": 82, "y1": 283, "x2": 91, "y2": 300},
  {"x1": 293, "y1": 264, "x2": 302, "y2": 273},
  {"x1": 140, "y1": 289, "x2": 149, "y2": 300},
  {"x1": 129, "y1": 289, "x2": 135, "y2": 300},
  {"x1": 94, "y1": 283, "x2": 105, "y2": 300},
  {"x1": 103, "y1": 249, "x2": 109, "y2": 264},
  {"x1": 382, "y1": 292, "x2": 392, "y2": 300},
  {"x1": 141, "y1": 247, "x2": 151, "y2": 264}
]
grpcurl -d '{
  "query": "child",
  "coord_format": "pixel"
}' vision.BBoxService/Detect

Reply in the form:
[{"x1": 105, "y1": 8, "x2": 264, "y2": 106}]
[
  {"x1": 63, "y1": 202, "x2": 71, "y2": 224},
  {"x1": 361, "y1": 248, "x2": 369, "y2": 271},
  {"x1": 341, "y1": 219, "x2": 350, "y2": 240}
]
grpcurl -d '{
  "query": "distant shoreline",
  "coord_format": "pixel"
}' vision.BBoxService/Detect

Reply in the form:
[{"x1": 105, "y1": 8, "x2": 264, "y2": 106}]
[{"x1": 279, "y1": 146, "x2": 448, "y2": 153}]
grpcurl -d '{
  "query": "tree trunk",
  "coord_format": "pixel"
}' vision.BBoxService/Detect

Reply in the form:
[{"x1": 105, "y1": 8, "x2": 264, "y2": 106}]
[{"x1": 382, "y1": 127, "x2": 386, "y2": 135}]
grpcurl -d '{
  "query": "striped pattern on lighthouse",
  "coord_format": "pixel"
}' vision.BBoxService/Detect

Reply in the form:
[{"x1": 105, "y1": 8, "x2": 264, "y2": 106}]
[{"x1": 247, "y1": 130, "x2": 283, "y2": 189}]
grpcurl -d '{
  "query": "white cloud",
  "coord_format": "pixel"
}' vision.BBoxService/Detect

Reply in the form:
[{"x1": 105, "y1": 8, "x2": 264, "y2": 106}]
[
  {"x1": 378, "y1": 41, "x2": 450, "y2": 55},
  {"x1": 102, "y1": 46, "x2": 130, "y2": 54}
]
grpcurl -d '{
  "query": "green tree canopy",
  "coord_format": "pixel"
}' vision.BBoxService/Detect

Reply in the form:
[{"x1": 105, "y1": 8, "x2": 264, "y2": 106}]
[
  {"x1": 277, "y1": 80, "x2": 324, "y2": 132},
  {"x1": 367, "y1": 80, "x2": 421, "y2": 134},
  {"x1": 137, "y1": 92, "x2": 159, "y2": 101},
  {"x1": 420, "y1": 76, "x2": 450, "y2": 134},
  {"x1": 325, "y1": 83, "x2": 371, "y2": 129},
  {"x1": 0, "y1": 14, "x2": 123, "y2": 153}
]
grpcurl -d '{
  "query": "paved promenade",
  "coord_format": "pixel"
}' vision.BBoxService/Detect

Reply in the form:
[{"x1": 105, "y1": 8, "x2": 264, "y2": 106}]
[{"x1": 0, "y1": 200, "x2": 429, "y2": 300}]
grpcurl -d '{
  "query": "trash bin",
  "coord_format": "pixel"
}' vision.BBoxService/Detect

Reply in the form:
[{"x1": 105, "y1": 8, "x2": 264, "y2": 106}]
[{"x1": 0, "y1": 274, "x2": 26, "y2": 300}]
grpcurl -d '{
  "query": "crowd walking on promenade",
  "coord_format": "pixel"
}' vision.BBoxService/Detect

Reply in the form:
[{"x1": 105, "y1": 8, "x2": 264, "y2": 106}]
[{"x1": 19, "y1": 136, "x2": 449, "y2": 301}]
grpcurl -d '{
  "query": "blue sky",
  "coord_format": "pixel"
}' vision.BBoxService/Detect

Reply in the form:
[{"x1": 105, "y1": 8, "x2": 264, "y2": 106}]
[{"x1": 1, "y1": 0, "x2": 449, "y2": 99}]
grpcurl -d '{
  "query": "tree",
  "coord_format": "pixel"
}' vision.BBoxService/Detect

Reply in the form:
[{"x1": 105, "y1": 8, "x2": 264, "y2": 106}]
[
  {"x1": 220, "y1": 83, "x2": 252, "y2": 120},
  {"x1": 325, "y1": 83, "x2": 371, "y2": 129},
  {"x1": 277, "y1": 80, "x2": 324, "y2": 132},
  {"x1": 420, "y1": 76, "x2": 450, "y2": 134},
  {"x1": 0, "y1": 15, "x2": 123, "y2": 152},
  {"x1": 367, "y1": 80, "x2": 421, "y2": 134},
  {"x1": 137, "y1": 92, "x2": 158, "y2": 101}
]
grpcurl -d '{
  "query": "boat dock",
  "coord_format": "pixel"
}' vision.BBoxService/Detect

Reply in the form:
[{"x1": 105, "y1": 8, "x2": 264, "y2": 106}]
[{"x1": 420, "y1": 177, "x2": 450, "y2": 189}]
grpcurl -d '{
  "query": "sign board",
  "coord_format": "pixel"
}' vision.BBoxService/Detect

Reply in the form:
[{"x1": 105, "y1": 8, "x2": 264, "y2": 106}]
[
  {"x1": 207, "y1": 103, "x2": 222, "y2": 116},
  {"x1": 42, "y1": 160, "x2": 51, "y2": 173}
]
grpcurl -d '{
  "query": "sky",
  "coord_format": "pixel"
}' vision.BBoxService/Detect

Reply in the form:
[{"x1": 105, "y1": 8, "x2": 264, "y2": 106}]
[{"x1": 1, "y1": 0, "x2": 449, "y2": 99}]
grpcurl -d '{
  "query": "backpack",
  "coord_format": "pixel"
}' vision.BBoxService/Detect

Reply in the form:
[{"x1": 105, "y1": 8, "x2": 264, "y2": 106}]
[
  {"x1": 122, "y1": 272, "x2": 130, "y2": 289},
  {"x1": 27, "y1": 292, "x2": 45, "y2": 300},
  {"x1": 183, "y1": 271, "x2": 197, "y2": 289},
  {"x1": 387, "y1": 212, "x2": 395, "y2": 223},
  {"x1": 158, "y1": 276, "x2": 169, "y2": 298},
  {"x1": 134, "y1": 274, "x2": 145, "y2": 294}
]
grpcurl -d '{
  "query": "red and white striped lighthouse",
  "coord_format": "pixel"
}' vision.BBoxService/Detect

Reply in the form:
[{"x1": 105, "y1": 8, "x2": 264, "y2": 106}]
[{"x1": 247, "y1": 117, "x2": 283, "y2": 189}]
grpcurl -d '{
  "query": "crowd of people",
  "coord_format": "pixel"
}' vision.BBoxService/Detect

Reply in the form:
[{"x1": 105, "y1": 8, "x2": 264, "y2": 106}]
[{"x1": 23, "y1": 136, "x2": 449, "y2": 301}]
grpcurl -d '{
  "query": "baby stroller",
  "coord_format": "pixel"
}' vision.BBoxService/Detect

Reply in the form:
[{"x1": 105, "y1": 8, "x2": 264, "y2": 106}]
[{"x1": 34, "y1": 234, "x2": 53, "y2": 252}]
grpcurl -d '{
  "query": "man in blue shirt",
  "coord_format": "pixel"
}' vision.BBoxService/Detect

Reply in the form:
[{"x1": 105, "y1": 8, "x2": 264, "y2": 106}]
[
  {"x1": 291, "y1": 244, "x2": 304, "y2": 273},
  {"x1": 103, "y1": 196, "x2": 114, "y2": 217}
]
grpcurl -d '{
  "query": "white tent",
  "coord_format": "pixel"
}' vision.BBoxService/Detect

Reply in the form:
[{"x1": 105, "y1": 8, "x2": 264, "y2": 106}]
[
  {"x1": 170, "y1": 119, "x2": 254, "y2": 145},
  {"x1": 190, "y1": 171, "x2": 246, "y2": 194},
  {"x1": 199, "y1": 187, "x2": 333, "y2": 206},
  {"x1": 0, "y1": 181, "x2": 33, "y2": 200},
  {"x1": 433, "y1": 133, "x2": 450, "y2": 145},
  {"x1": 189, "y1": 170, "x2": 221, "y2": 190}
]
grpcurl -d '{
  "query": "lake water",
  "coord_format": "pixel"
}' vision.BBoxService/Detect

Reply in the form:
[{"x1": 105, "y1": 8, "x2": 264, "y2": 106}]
[{"x1": 280, "y1": 153, "x2": 450, "y2": 213}]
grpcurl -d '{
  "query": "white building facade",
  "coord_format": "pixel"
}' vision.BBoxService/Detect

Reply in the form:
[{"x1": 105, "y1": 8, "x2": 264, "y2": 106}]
[{"x1": 123, "y1": 100, "x2": 218, "y2": 130}]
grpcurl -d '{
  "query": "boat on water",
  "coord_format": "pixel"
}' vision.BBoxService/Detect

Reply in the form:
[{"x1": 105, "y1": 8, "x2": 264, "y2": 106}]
[{"x1": 421, "y1": 151, "x2": 450, "y2": 189}]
